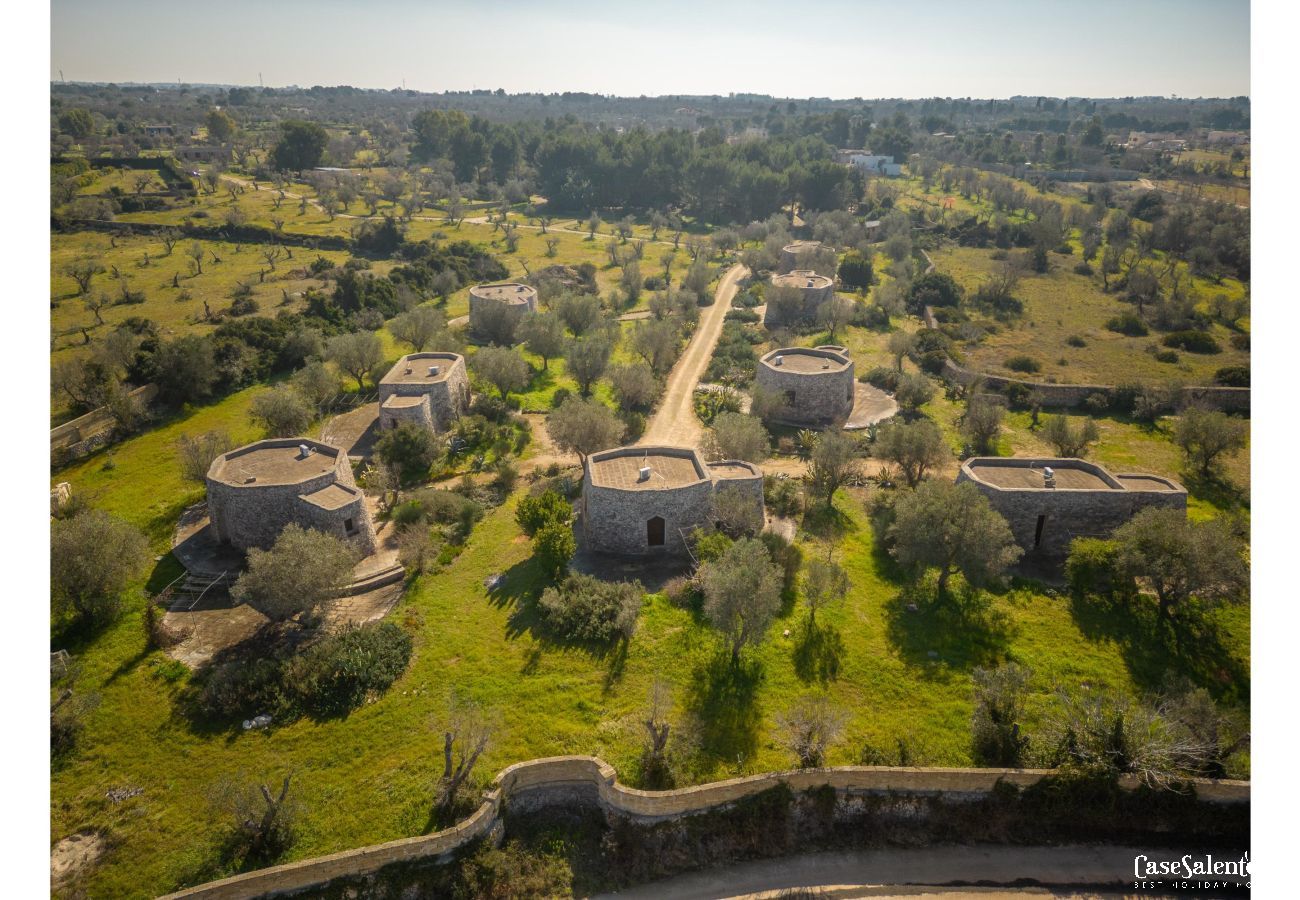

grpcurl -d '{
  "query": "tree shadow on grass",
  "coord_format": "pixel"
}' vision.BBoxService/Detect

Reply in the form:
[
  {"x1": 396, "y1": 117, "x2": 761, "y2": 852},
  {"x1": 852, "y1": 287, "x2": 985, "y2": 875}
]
[
  {"x1": 1182, "y1": 471, "x2": 1250, "y2": 515},
  {"x1": 683, "y1": 648, "x2": 763, "y2": 764},
  {"x1": 882, "y1": 577, "x2": 1017, "y2": 677},
  {"x1": 1067, "y1": 591, "x2": 1249, "y2": 703},
  {"x1": 801, "y1": 502, "x2": 857, "y2": 544},
  {"x1": 792, "y1": 617, "x2": 845, "y2": 684}
]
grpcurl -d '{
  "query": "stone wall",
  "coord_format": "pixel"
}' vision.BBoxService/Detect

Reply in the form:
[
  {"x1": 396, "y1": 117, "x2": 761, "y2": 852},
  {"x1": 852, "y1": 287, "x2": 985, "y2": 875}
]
[
  {"x1": 377, "y1": 354, "x2": 469, "y2": 430},
  {"x1": 161, "y1": 754, "x2": 1249, "y2": 900},
  {"x1": 779, "y1": 241, "x2": 824, "y2": 273},
  {"x1": 206, "y1": 441, "x2": 376, "y2": 555},
  {"x1": 582, "y1": 472, "x2": 715, "y2": 556},
  {"x1": 468, "y1": 284, "x2": 537, "y2": 339},
  {"x1": 764, "y1": 271, "x2": 835, "y2": 327},
  {"x1": 958, "y1": 459, "x2": 1187, "y2": 560},
  {"x1": 378, "y1": 396, "x2": 435, "y2": 433},
  {"x1": 755, "y1": 350, "x2": 856, "y2": 427},
  {"x1": 50, "y1": 384, "x2": 158, "y2": 464}
]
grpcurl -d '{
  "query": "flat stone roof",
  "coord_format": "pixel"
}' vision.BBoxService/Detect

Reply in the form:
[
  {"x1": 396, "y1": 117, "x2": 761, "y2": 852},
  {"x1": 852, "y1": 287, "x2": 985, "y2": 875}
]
[
  {"x1": 708, "y1": 461, "x2": 761, "y2": 480},
  {"x1": 783, "y1": 240, "x2": 823, "y2": 252},
  {"x1": 964, "y1": 458, "x2": 1118, "y2": 491},
  {"x1": 381, "y1": 395, "x2": 427, "y2": 409},
  {"x1": 1115, "y1": 474, "x2": 1182, "y2": 493},
  {"x1": 470, "y1": 282, "x2": 536, "y2": 304},
  {"x1": 761, "y1": 346, "x2": 850, "y2": 373},
  {"x1": 588, "y1": 446, "x2": 707, "y2": 490},
  {"x1": 209, "y1": 439, "x2": 340, "y2": 487},
  {"x1": 381, "y1": 352, "x2": 463, "y2": 386},
  {"x1": 772, "y1": 270, "x2": 833, "y2": 290},
  {"x1": 300, "y1": 483, "x2": 360, "y2": 511}
]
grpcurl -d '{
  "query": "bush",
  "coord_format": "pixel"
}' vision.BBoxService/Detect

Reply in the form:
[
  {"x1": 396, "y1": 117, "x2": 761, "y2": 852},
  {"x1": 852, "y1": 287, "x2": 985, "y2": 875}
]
[
  {"x1": 199, "y1": 656, "x2": 288, "y2": 719},
  {"x1": 1106, "y1": 313, "x2": 1148, "y2": 337},
  {"x1": 533, "y1": 521, "x2": 575, "y2": 580},
  {"x1": 863, "y1": 366, "x2": 900, "y2": 392},
  {"x1": 230, "y1": 295, "x2": 259, "y2": 317},
  {"x1": 1084, "y1": 392, "x2": 1110, "y2": 413},
  {"x1": 725, "y1": 308, "x2": 760, "y2": 324},
  {"x1": 537, "y1": 572, "x2": 641, "y2": 643},
  {"x1": 1065, "y1": 537, "x2": 1128, "y2": 599},
  {"x1": 1154, "y1": 349, "x2": 1179, "y2": 364},
  {"x1": 1162, "y1": 330, "x2": 1222, "y2": 354},
  {"x1": 1214, "y1": 366, "x2": 1250, "y2": 387},
  {"x1": 1004, "y1": 355, "x2": 1042, "y2": 374},
  {"x1": 550, "y1": 387, "x2": 572, "y2": 409},
  {"x1": 763, "y1": 475, "x2": 801, "y2": 518},
  {"x1": 1073, "y1": 262, "x2": 1094, "y2": 276},
  {"x1": 284, "y1": 623, "x2": 413, "y2": 716},
  {"x1": 1066, "y1": 335, "x2": 1087, "y2": 348},
  {"x1": 515, "y1": 490, "x2": 572, "y2": 537}
]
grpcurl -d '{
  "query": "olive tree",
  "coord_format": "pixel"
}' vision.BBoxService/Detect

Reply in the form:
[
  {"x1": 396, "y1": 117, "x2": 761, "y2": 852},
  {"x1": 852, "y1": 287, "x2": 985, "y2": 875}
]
[
  {"x1": 706, "y1": 411, "x2": 770, "y2": 463},
  {"x1": 962, "y1": 395, "x2": 1005, "y2": 454},
  {"x1": 249, "y1": 386, "x2": 314, "y2": 438},
  {"x1": 469, "y1": 346, "x2": 531, "y2": 401},
  {"x1": 1173, "y1": 408, "x2": 1248, "y2": 478},
  {"x1": 1041, "y1": 414, "x2": 1101, "y2": 458},
  {"x1": 51, "y1": 510, "x2": 150, "y2": 627},
  {"x1": 565, "y1": 335, "x2": 613, "y2": 396},
  {"x1": 700, "y1": 537, "x2": 782, "y2": 666},
  {"x1": 545, "y1": 396, "x2": 624, "y2": 464},
  {"x1": 325, "y1": 331, "x2": 384, "y2": 390},
  {"x1": 177, "y1": 430, "x2": 234, "y2": 482},
  {"x1": 778, "y1": 693, "x2": 847, "y2": 768},
  {"x1": 231, "y1": 524, "x2": 359, "y2": 622},
  {"x1": 890, "y1": 480, "x2": 1022, "y2": 598},
  {"x1": 389, "y1": 306, "x2": 448, "y2": 352},
  {"x1": 807, "y1": 431, "x2": 861, "y2": 507},
  {"x1": 872, "y1": 418, "x2": 948, "y2": 487},
  {"x1": 1112, "y1": 508, "x2": 1247, "y2": 620},
  {"x1": 515, "y1": 311, "x2": 565, "y2": 370}
]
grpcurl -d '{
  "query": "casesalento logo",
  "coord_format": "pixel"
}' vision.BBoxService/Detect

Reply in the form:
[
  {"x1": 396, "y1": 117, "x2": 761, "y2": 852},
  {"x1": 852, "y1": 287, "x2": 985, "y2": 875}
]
[{"x1": 1134, "y1": 851, "x2": 1250, "y2": 880}]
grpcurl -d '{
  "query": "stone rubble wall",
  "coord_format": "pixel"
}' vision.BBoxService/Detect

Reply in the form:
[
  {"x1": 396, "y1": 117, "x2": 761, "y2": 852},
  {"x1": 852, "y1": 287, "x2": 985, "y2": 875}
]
[
  {"x1": 582, "y1": 475, "x2": 715, "y2": 556},
  {"x1": 161, "y1": 754, "x2": 1249, "y2": 900},
  {"x1": 378, "y1": 396, "x2": 435, "y2": 434},
  {"x1": 755, "y1": 357, "x2": 856, "y2": 426},
  {"x1": 378, "y1": 357, "x2": 469, "y2": 430}
]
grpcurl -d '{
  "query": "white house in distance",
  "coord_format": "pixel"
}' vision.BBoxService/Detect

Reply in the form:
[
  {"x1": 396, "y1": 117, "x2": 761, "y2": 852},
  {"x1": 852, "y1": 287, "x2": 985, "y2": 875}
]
[{"x1": 837, "y1": 149, "x2": 903, "y2": 177}]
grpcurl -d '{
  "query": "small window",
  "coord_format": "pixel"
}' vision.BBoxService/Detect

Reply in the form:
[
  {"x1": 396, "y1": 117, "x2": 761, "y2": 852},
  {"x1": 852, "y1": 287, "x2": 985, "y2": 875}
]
[
  {"x1": 344, "y1": 517, "x2": 356, "y2": 534},
  {"x1": 1033, "y1": 514, "x2": 1046, "y2": 549},
  {"x1": 647, "y1": 516, "x2": 665, "y2": 547},
  {"x1": 784, "y1": 389, "x2": 797, "y2": 406}
]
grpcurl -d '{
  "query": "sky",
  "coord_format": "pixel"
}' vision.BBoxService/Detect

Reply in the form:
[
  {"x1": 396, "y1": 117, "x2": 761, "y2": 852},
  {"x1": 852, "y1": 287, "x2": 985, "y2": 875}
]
[{"x1": 50, "y1": 0, "x2": 1249, "y2": 99}]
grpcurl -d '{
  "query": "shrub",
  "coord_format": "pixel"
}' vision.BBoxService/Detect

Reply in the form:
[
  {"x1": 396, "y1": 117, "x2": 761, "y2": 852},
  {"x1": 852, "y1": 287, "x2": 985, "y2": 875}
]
[
  {"x1": 863, "y1": 366, "x2": 900, "y2": 392},
  {"x1": 1162, "y1": 330, "x2": 1222, "y2": 354},
  {"x1": 533, "y1": 521, "x2": 575, "y2": 580},
  {"x1": 725, "y1": 308, "x2": 760, "y2": 324},
  {"x1": 284, "y1": 623, "x2": 413, "y2": 716},
  {"x1": 1154, "y1": 349, "x2": 1179, "y2": 364},
  {"x1": 1214, "y1": 366, "x2": 1250, "y2": 387},
  {"x1": 693, "y1": 529, "x2": 734, "y2": 563},
  {"x1": 537, "y1": 572, "x2": 641, "y2": 643},
  {"x1": 1106, "y1": 313, "x2": 1148, "y2": 337},
  {"x1": 1084, "y1": 392, "x2": 1110, "y2": 413},
  {"x1": 763, "y1": 475, "x2": 801, "y2": 518},
  {"x1": 550, "y1": 387, "x2": 572, "y2": 408},
  {"x1": 376, "y1": 422, "x2": 441, "y2": 484},
  {"x1": 1066, "y1": 335, "x2": 1087, "y2": 348},
  {"x1": 1004, "y1": 355, "x2": 1041, "y2": 374},
  {"x1": 515, "y1": 490, "x2": 572, "y2": 537},
  {"x1": 199, "y1": 656, "x2": 288, "y2": 719},
  {"x1": 1065, "y1": 537, "x2": 1128, "y2": 598},
  {"x1": 1073, "y1": 262, "x2": 1094, "y2": 276},
  {"x1": 230, "y1": 295, "x2": 259, "y2": 317}
]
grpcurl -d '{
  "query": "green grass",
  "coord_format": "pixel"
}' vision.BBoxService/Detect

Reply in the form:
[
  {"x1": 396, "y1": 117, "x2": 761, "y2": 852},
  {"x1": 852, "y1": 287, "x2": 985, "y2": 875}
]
[{"x1": 928, "y1": 245, "x2": 1249, "y2": 385}]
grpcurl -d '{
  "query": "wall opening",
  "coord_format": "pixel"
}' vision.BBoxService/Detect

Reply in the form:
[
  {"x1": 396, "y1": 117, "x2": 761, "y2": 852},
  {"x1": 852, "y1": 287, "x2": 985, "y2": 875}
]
[
  {"x1": 1033, "y1": 514, "x2": 1046, "y2": 549},
  {"x1": 784, "y1": 389, "x2": 796, "y2": 406},
  {"x1": 345, "y1": 517, "x2": 356, "y2": 534},
  {"x1": 647, "y1": 516, "x2": 665, "y2": 547}
]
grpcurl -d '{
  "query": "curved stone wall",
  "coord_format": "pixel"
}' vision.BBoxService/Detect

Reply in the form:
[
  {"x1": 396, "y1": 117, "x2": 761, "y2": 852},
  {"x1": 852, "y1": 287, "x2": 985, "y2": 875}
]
[
  {"x1": 468, "y1": 283, "x2": 538, "y2": 339},
  {"x1": 755, "y1": 347, "x2": 856, "y2": 426},
  {"x1": 764, "y1": 271, "x2": 836, "y2": 326},
  {"x1": 378, "y1": 353, "x2": 469, "y2": 431},
  {"x1": 779, "y1": 240, "x2": 825, "y2": 273},
  {"x1": 161, "y1": 754, "x2": 1249, "y2": 900},
  {"x1": 205, "y1": 439, "x2": 376, "y2": 555}
]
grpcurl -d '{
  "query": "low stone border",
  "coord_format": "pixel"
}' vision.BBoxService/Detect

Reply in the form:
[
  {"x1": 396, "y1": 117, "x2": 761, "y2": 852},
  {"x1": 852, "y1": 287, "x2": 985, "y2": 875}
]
[{"x1": 160, "y1": 755, "x2": 1248, "y2": 899}]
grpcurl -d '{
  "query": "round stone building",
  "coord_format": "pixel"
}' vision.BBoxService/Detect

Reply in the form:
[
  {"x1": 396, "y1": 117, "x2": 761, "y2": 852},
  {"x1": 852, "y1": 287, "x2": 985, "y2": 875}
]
[
  {"x1": 764, "y1": 270, "x2": 836, "y2": 327},
  {"x1": 756, "y1": 345, "x2": 856, "y2": 427},
  {"x1": 779, "y1": 240, "x2": 825, "y2": 274},
  {"x1": 206, "y1": 438, "x2": 377, "y2": 555},
  {"x1": 581, "y1": 446, "x2": 764, "y2": 557},
  {"x1": 468, "y1": 282, "x2": 538, "y2": 339},
  {"x1": 377, "y1": 352, "x2": 470, "y2": 433}
]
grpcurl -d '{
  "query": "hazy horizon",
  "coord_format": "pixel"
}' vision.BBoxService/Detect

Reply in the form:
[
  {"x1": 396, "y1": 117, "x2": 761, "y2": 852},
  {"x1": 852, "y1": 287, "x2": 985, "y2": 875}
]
[{"x1": 51, "y1": 0, "x2": 1249, "y2": 100}]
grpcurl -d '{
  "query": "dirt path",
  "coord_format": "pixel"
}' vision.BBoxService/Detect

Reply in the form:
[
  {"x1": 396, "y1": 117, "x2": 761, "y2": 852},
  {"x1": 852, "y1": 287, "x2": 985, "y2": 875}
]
[
  {"x1": 595, "y1": 844, "x2": 1204, "y2": 899},
  {"x1": 639, "y1": 264, "x2": 747, "y2": 448}
]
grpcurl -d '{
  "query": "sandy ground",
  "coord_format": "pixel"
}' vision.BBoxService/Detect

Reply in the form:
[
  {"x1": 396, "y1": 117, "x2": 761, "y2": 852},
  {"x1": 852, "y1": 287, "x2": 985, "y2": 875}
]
[
  {"x1": 639, "y1": 264, "x2": 747, "y2": 447},
  {"x1": 50, "y1": 830, "x2": 107, "y2": 889}
]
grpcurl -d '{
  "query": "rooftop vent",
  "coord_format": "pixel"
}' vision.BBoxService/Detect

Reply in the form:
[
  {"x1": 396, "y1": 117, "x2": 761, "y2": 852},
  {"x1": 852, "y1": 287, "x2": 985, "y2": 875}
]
[
  {"x1": 1043, "y1": 466, "x2": 1056, "y2": 489},
  {"x1": 638, "y1": 466, "x2": 652, "y2": 482},
  {"x1": 774, "y1": 355, "x2": 784, "y2": 366},
  {"x1": 517, "y1": 285, "x2": 525, "y2": 292},
  {"x1": 428, "y1": 365, "x2": 440, "y2": 377},
  {"x1": 244, "y1": 476, "x2": 257, "y2": 484},
  {"x1": 806, "y1": 279, "x2": 815, "y2": 287},
  {"x1": 821, "y1": 363, "x2": 830, "y2": 369},
  {"x1": 404, "y1": 367, "x2": 413, "y2": 375},
  {"x1": 298, "y1": 444, "x2": 311, "y2": 459}
]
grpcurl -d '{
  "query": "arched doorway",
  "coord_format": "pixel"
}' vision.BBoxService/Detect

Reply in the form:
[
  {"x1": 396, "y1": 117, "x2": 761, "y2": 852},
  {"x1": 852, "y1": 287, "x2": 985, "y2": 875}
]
[{"x1": 647, "y1": 516, "x2": 665, "y2": 547}]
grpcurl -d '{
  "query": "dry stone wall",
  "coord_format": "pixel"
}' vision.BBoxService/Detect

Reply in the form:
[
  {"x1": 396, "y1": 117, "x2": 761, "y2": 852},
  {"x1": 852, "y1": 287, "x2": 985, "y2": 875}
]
[
  {"x1": 755, "y1": 349, "x2": 856, "y2": 426},
  {"x1": 161, "y1": 754, "x2": 1249, "y2": 900}
]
